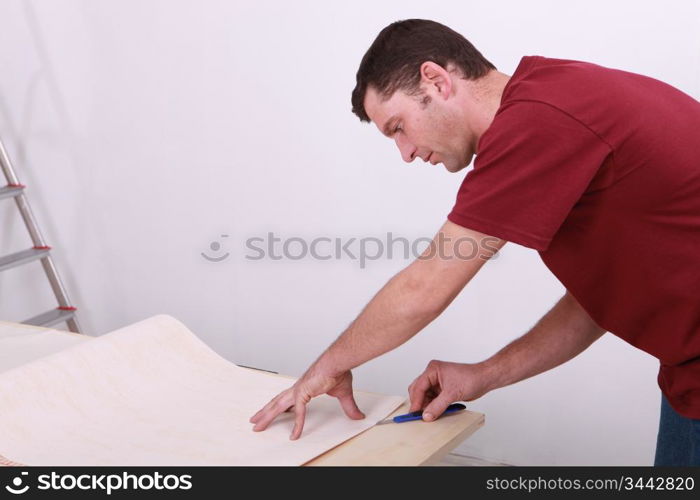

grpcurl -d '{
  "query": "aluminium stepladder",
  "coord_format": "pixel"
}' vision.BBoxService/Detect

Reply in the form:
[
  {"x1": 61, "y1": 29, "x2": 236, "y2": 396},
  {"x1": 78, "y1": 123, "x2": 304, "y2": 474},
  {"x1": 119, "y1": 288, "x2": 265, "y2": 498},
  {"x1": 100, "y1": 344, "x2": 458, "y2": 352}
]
[{"x1": 0, "y1": 136, "x2": 82, "y2": 333}]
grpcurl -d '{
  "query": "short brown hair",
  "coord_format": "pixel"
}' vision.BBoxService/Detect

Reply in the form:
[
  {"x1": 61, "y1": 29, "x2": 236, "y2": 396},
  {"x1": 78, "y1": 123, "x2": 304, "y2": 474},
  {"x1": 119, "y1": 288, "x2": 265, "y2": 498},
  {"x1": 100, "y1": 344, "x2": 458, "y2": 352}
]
[{"x1": 351, "y1": 19, "x2": 496, "y2": 122}]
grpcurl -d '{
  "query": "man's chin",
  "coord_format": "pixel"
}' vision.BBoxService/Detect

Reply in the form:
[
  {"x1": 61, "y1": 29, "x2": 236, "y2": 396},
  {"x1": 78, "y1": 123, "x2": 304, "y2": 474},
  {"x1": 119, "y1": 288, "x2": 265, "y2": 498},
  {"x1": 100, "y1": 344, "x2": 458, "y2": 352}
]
[
  {"x1": 444, "y1": 162, "x2": 468, "y2": 173},
  {"x1": 444, "y1": 154, "x2": 474, "y2": 173}
]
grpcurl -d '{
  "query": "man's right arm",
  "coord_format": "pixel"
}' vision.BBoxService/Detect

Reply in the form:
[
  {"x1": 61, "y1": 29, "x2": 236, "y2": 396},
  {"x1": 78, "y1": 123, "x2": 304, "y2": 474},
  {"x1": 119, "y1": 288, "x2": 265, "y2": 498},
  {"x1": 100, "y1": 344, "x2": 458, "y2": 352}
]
[
  {"x1": 409, "y1": 291, "x2": 606, "y2": 418},
  {"x1": 483, "y1": 291, "x2": 605, "y2": 391}
]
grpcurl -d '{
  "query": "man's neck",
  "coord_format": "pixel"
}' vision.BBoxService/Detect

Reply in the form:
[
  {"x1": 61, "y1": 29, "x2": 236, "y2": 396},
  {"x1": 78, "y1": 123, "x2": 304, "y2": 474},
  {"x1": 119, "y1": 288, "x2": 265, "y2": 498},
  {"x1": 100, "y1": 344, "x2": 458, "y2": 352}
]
[{"x1": 466, "y1": 70, "x2": 512, "y2": 149}]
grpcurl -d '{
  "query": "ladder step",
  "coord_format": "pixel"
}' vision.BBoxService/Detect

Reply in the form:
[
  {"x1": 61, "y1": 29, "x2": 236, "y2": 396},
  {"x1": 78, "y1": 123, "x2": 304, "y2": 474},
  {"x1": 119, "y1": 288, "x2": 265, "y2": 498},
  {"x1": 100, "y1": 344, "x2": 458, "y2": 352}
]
[
  {"x1": 0, "y1": 247, "x2": 51, "y2": 272},
  {"x1": 23, "y1": 308, "x2": 76, "y2": 328},
  {"x1": 0, "y1": 184, "x2": 24, "y2": 200}
]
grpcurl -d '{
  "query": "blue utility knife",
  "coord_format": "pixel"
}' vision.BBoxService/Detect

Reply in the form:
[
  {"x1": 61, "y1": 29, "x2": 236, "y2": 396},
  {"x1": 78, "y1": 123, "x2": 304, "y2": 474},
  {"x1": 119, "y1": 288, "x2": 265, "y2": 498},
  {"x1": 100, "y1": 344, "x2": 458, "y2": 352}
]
[{"x1": 377, "y1": 403, "x2": 466, "y2": 425}]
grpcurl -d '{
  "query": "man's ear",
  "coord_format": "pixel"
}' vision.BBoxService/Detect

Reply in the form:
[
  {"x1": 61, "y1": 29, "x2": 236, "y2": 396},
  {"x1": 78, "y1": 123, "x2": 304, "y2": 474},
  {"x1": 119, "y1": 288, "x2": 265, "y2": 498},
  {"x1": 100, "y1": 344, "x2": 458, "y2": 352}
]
[{"x1": 420, "y1": 61, "x2": 452, "y2": 99}]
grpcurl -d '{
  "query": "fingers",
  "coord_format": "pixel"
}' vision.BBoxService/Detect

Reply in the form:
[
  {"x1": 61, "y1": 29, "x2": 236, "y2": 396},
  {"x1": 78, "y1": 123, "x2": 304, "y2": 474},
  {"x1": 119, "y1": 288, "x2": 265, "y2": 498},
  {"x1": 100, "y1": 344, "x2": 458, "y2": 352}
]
[
  {"x1": 422, "y1": 392, "x2": 454, "y2": 422},
  {"x1": 249, "y1": 400, "x2": 281, "y2": 424},
  {"x1": 249, "y1": 394, "x2": 280, "y2": 424},
  {"x1": 409, "y1": 360, "x2": 460, "y2": 421},
  {"x1": 290, "y1": 399, "x2": 307, "y2": 440},
  {"x1": 337, "y1": 393, "x2": 365, "y2": 420},
  {"x1": 408, "y1": 372, "x2": 433, "y2": 412},
  {"x1": 250, "y1": 390, "x2": 294, "y2": 432}
]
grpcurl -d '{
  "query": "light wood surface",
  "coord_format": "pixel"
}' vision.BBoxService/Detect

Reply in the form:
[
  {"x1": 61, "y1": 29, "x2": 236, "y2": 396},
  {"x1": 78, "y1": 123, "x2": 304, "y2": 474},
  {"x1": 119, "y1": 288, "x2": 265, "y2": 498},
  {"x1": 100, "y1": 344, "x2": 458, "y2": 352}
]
[
  {"x1": 0, "y1": 320, "x2": 484, "y2": 466},
  {"x1": 307, "y1": 402, "x2": 484, "y2": 466}
]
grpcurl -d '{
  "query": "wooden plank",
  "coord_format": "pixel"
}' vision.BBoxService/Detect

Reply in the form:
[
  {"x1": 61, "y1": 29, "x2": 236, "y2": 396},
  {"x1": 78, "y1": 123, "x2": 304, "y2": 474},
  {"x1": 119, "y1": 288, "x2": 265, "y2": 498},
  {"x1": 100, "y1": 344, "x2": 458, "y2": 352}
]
[{"x1": 306, "y1": 402, "x2": 484, "y2": 466}]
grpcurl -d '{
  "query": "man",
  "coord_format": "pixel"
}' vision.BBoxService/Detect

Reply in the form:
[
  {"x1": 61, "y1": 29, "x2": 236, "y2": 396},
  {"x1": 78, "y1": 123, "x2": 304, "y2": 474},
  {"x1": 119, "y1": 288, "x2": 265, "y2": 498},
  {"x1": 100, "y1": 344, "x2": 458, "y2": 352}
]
[{"x1": 250, "y1": 19, "x2": 700, "y2": 465}]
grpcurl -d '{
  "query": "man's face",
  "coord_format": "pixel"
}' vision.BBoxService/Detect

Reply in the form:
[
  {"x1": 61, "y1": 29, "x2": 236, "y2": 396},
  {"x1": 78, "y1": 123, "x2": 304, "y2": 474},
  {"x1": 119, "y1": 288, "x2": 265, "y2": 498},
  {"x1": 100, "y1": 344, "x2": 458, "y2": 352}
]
[{"x1": 363, "y1": 85, "x2": 476, "y2": 173}]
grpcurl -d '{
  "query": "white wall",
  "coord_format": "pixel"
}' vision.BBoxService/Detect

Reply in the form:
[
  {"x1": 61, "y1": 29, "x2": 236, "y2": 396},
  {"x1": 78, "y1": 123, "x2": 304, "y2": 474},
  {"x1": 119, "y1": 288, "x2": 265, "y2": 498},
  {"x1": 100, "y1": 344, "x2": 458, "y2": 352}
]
[{"x1": 1, "y1": 0, "x2": 697, "y2": 465}]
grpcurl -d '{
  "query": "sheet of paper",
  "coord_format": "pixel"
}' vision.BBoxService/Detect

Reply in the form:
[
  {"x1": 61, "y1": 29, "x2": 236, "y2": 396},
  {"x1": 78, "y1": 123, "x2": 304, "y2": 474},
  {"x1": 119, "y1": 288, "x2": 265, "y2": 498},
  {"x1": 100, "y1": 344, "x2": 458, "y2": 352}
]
[
  {"x1": 0, "y1": 322, "x2": 88, "y2": 374},
  {"x1": 0, "y1": 315, "x2": 403, "y2": 465}
]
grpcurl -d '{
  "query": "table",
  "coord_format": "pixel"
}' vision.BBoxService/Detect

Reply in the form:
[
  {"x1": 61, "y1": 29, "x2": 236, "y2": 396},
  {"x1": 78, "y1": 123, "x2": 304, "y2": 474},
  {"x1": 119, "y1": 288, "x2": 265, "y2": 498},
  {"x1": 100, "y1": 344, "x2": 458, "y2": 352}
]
[{"x1": 0, "y1": 320, "x2": 484, "y2": 466}]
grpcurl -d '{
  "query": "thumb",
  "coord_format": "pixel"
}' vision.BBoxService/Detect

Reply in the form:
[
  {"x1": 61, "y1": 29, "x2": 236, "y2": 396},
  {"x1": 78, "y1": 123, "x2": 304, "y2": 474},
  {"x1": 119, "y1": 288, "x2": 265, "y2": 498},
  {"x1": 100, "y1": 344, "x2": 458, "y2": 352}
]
[
  {"x1": 422, "y1": 393, "x2": 453, "y2": 422},
  {"x1": 337, "y1": 393, "x2": 365, "y2": 420}
]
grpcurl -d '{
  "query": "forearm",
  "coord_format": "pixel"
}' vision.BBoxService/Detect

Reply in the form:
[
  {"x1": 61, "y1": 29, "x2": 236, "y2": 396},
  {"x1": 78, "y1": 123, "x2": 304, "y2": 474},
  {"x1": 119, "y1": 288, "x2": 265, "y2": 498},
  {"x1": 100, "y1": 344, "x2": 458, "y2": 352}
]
[
  {"x1": 311, "y1": 268, "x2": 442, "y2": 377},
  {"x1": 480, "y1": 292, "x2": 605, "y2": 392},
  {"x1": 304, "y1": 220, "x2": 504, "y2": 379}
]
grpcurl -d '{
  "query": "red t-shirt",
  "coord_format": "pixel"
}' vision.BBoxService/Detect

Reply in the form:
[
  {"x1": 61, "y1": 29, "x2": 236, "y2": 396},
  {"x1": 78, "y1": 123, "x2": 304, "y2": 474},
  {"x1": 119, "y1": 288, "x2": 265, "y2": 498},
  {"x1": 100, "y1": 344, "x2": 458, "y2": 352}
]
[{"x1": 448, "y1": 55, "x2": 700, "y2": 418}]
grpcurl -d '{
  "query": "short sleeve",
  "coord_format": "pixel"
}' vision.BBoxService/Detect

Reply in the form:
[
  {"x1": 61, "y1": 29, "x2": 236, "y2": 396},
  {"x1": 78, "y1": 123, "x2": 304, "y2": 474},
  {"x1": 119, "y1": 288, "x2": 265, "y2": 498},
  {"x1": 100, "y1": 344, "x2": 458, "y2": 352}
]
[{"x1": 447, "y1": 100, "x2": 612, "y2": 251}]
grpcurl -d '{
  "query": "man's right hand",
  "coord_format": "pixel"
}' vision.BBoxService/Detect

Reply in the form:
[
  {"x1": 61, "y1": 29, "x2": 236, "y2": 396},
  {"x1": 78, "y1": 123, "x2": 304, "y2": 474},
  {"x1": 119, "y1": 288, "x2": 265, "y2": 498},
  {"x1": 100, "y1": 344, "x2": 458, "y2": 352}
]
[
  {"x1": 407, "y1": 360, "x2": 492, "y2": 422},
  {"x1": 249, "y1": 367, "x2": 365, "y2": 440}
]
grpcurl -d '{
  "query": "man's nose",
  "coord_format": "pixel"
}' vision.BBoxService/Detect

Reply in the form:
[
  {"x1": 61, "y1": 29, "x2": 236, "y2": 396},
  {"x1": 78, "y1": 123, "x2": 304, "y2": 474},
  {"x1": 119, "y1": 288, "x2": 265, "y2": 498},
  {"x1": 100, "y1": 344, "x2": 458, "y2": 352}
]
[{"x1": 395, "y1": 135, "x2": 417, "y2": 163}]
